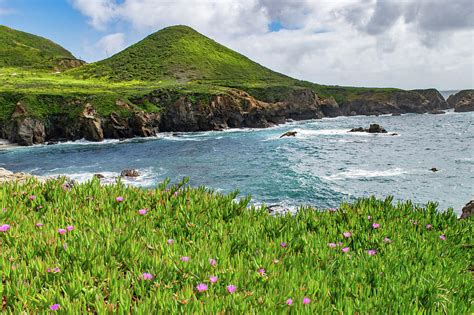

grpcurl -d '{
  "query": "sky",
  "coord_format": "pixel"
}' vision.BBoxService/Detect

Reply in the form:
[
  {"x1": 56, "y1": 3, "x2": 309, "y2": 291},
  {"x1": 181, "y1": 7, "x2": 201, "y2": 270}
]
[{"x1": 0, "y1": 0, "x2": 473, "y2": 90}]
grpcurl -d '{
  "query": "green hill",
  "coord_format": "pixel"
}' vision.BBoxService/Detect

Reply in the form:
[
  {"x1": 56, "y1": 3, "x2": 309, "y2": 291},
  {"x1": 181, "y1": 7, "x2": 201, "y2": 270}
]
[
  {"x1": 0, "y1": 25, "x2": 81, "y2": 70},
  {"x1": 75, "y1": 25, "x2": 294, "y2": 84}
]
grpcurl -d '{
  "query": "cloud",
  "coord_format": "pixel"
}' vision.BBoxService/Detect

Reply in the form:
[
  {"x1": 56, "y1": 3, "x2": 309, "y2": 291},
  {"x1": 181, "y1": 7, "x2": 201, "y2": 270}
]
[
  {"x1": 70, "y1": 0, "x2": 118, "y2": 30},
  {"x1": 96, "y1": 33, "x2": 126, "y2": 57},
  {"x1": 69, "y1": 0, "x2": 474, "y2": 89}
]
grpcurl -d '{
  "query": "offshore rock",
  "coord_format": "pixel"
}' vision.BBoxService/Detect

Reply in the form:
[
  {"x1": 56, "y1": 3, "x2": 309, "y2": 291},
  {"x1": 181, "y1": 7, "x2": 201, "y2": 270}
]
[{"x1": 448, "y1": 90, "x2": 474, "y2": 112}]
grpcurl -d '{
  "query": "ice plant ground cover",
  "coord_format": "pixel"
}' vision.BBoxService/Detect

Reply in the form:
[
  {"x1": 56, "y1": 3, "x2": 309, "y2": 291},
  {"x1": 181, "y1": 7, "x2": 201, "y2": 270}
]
[{"x1": 0, "y1": 178, "x2": 472, "y2": 313}]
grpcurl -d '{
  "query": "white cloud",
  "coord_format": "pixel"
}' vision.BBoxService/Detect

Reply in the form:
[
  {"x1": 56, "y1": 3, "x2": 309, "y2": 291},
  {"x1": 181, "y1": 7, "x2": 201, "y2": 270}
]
[
  {"x1": 69, "y1": 0, "x2": 474, "y2": 90},
  {"x1": 96, "y1": 33, "x2": 126, "y2": 57}
]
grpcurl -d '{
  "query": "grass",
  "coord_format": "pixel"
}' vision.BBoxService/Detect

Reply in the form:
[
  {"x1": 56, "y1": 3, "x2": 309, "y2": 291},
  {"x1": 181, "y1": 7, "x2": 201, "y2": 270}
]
[
  {"x1": 0, "y1": 25, "x2": 76, "y2": 70},
  {"x1": 0, "y1": 178, "x2": 472, "y2": 313}
]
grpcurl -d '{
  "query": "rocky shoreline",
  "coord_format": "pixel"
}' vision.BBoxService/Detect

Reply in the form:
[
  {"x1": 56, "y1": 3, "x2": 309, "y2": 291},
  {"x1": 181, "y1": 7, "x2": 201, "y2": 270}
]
[{"x1": 0, "y1": 88, "x2": 472, "y2": 147}]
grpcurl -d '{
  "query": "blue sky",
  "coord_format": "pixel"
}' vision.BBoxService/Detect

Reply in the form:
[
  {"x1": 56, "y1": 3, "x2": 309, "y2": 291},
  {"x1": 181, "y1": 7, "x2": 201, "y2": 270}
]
[{"x1": 0, "y1": 0, "x2": 472, "y2": 90}]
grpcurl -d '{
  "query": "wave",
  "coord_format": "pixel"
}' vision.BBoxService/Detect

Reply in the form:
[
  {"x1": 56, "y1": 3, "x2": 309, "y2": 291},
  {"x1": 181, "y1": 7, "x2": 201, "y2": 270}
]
[
  {"x1": 323, "y1": 168, "x2": 407, "y2": 180},
  {"x1": 44, "y1": 167, "x2": 162, "y2": 187}
]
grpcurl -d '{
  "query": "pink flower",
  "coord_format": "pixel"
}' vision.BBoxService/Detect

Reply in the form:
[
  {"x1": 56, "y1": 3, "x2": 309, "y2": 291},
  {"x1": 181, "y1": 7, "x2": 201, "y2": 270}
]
[
  {"x1": 303, "y1": 297, "x2": 311, "y2": 305},
  {"x1": 226, "y1": 285, "x2": 236, "y2": 294},
  {"x1": 181, "y1": 256, "x2": 189, "y2": 262},
  {"x1": 173, "y1": 191, "x2": 179, "y2": 197},
  {"x1": 286, "y1": 298, "x2": 293, "y2": 305},
  {"x1": 167, "y1": 239, "x2": 174, "y2": 245},
  {"x1": 50, "y1": 304, "x2": 60, "y2": 311},
  {"x1": 367, "y1": 249, "x2": 377, "y2": 256},
  {"x1": 440, "y1": 235, "x2": 446, "y2": 241},
  {"x1": 257, "y1": 268, "x2": 266, "y2": 275},
  {"x1": 343, "y1": 232, "x2": 352, "y2": 238},
  {"x1": 138, "y1": 209, "x2": 147, "y2": 215},
  {"x1": 66, "y1": 225, "x2": 74, "y2": 232},
  {"x1": 425, "y1": 224, "x2": 432, "y2": 230},
  {"x1": 367, "y1": 215, "x2": 372, "y2": 220},
  {"x1": 53, "y1": 267, "x2": 60, "y2": 273},
  {"x1": 280, "y1": 242, "x2": 287, "y2": 248},
  {"x1": 209, "y1": 258, "x2": 217, "y2": 267},
  {"x1": 328, "y1": 243, "x2": 337, "y2": 248},
  {"x1": 412, "y1": 220, "x2": 418, "y2": 225},
  {"x1": 209, "y1": 276, "x2": 218, "y2": 283},
  {"x1": 36, "y1": 223, "x2": 43, "y2": 227},
  {"x1": 142, "y1": 273, "x2": 153, "y2": 280},
  {"x1": 0, "y1": 224, "x2": 10, "y2": 232},
  {"x1": 116, "y1": 196, "x2": 124, "y2": 202},
  {"x1": 58, "y1": 228, "x2": 66, "y2": 235},
  {"x1": 196, "y1": 283, "x2": 208, "y2": 292},
  {"x1": 329, "y1": 207, "x2": 337, "y2": 212},
  {"x1": 372, "y1": 223, "x2": 380, "y2": 229},
  {"x1": 342, "y1": 247, "x2": 350, "y2": 253},
  {"x1": 384, "y1": 237, "x2": 392, "y2": 243},
  {"x1": 29, "y1": 195, "x2": 36, "y2": 201}
]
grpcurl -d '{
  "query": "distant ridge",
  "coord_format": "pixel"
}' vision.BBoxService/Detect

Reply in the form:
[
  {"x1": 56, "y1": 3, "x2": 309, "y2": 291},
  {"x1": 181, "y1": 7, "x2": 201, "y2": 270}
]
[
  {"x1": 75, "y1": 25, "x2": 294, "y2": 83},
  {"x1": 0, "y1": 25, "x2": 83, "y2": 70}
]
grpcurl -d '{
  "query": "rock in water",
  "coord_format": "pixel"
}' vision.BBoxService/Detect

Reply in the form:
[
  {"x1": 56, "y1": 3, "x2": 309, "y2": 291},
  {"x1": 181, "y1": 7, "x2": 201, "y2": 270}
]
[
  {"x1": 430, "y1": 168, "x2": 439, "y2": 172},
  {"x1": 367, "y1": 124, "x2": 387, "y2": 133},
  {"x1": 280, "y1": 131, "x2": 297, "y2": 138},
  {"x1": 121, "y1": 169, "x2": 140, "y2": 177},
  {"x1": 349, "y1": 124, "x2": 387, "y2": 133},
  {"x1": 460, "y1": 200, "x2": 474, "y2": 219}
]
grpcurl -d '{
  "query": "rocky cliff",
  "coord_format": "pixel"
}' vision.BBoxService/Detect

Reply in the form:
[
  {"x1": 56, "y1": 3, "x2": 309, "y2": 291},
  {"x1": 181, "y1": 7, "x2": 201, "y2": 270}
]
[
  {"x1": 447, "y1": 90, "x2": 474, "y2": 112},
  {"x1": 0, "y1": 87, "x2": 455, "y2": 146}
]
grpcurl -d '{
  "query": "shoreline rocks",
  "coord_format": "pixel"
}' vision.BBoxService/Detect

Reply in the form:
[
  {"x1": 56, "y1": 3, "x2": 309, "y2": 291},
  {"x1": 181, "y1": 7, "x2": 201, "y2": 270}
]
[{"x1": 460, "y1": 200, "x2": 474, "y2": 220}]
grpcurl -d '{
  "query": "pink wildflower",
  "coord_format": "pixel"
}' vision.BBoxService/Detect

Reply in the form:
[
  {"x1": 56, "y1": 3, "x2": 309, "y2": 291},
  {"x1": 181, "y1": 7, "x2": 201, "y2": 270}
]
[
  {"x1": 367, "y1": 215, "x2": 372, "y2": 220},
  {"x1": 36, "y1": 223, "x2": 43, "y2": 227},
  {"x1": 209, "y1": 276, "x2": 218, "y2": 283},
  {"x1": 53, "y1": 267, "x2": 60, "y2": 273},
  {"x1": 286, "y1": 298, "x2": 293, "y2": 305},
  {"x1": 384, "y1": 237, "x2": 392, "y2": 243},
  {"x1": 196, "y1": 283, "x2": 208, "y2": 292},
  {"x1": 328, "y1": 243, "x2": 337, "y2": 248},
  {"x1": 342, "y1": 247, "x2": 350, "y2": 253},
  {"x1": 142, "y1": 273, "x2": 153, "y2": 280},
  {"x1": 50, "y1": 304, "x2": 60, "y2": 311},
  {"x1": 303, "y1": 297, "x2": 311, "y2": 305},
  {"x1": 209, "y1": 258, "x2": 217, "y2": 267},
  {"x1": 181, "y1": 256, "x2": 189, "y2": 262},
  {"x1": 426, "y1": 224, "x2": 432, "y2": 230},
  {"x1": 0, "y1": 224, "x2": 10, "y2": 232},
  {"x1": 226, "y1": 285, "x2": 236, "y2": 293},
  {"x1": 440, "y1": 235, "x2": 446, "y2": 241},
  {"x1": 367, "y1": 249, "x2": 377, "y2": 256},
  {"x1": 167, "y1": 239, "x2": 174, "y2": 245},
  {"x1": 138, "y1": 209, "x2": 147, "y2": 215},
  {"x1": 173, "y1": 191, "x2": 179, "y2": 197},
  {"x1": 66, "y1": 225, "x2": 74, "y2": 232},
  {"x1": 258, "y1": 268, "x2": 266, "y2": 275},
  {"x1": 58, "y1": 228, "x2": 66, "y2": 235},
  {"x1": 372, "y1": 223, "x2": 380, "y2": 229},
  {"x1": 343, "y1": 232, "x2": 352, "y2": 238},
  {"x1": 116, "y1": 196, "x2": 124, "y2": 202},
  {"x1": 29, "y1": 195, "x2": 36, "y2": 201},
  {"x1": 280, "y1": 242, "x2": 287, "y2": 248}
]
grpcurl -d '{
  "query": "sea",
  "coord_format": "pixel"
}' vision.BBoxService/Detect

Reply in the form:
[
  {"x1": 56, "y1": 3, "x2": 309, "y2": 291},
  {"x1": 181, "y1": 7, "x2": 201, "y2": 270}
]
[{"x1": 1, "y1": 92, "x2": 472, "y2": 215}]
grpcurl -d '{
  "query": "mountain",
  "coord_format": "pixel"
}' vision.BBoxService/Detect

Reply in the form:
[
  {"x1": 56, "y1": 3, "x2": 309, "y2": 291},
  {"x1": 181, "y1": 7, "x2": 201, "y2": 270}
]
[
  {"x1": 75, "y1": 25, "x2": 293, "y2": 84},
  {"x1": 0, "y1": 25, "x2": 83, "y2": 70}
]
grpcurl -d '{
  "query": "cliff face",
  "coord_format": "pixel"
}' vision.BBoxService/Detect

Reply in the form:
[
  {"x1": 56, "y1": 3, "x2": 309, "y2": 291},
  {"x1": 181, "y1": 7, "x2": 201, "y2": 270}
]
[
  {"x1": 0, "y1": 87, "x2": 454, "y2": 146},
  {"x1": 447, "y1": 90, "x2": 474, "y2": 112}
]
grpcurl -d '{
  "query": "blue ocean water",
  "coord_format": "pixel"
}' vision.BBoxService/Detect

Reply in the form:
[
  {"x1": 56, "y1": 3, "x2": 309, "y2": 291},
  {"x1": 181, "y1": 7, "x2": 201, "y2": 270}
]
[{"x1": 1, "y1": 110, "x2": 472, "y2": 214}]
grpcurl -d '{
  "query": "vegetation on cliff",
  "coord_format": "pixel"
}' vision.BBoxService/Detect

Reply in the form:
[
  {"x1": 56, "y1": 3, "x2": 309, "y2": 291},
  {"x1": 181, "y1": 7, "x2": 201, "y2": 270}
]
[{"x1": 0, "y1": 178, "x2": 472, "y2": 313}]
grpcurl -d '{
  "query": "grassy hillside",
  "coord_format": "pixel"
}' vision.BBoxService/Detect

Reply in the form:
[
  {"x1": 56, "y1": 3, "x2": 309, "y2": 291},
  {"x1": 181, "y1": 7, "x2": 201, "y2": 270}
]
[
  {"x1": 0, "y1": 178, "x2": 472, "y2": 313},
  {"x1": 74, "y1": 25, "x2": 295, "y2": 84},
  {"x1": 0, "y1": 25, "x2": 78, "y2": 70}
]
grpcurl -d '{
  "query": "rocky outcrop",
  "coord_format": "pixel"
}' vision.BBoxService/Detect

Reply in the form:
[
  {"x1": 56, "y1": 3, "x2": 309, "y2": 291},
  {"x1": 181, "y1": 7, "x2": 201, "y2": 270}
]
[
  {"x1": 121, "y1": 169, "x2": 140, "y2": 177},
  {"x1": 414, "y1": 89, "x2": 450, "y2": 110},
  {"x1": 80, "y1": 104, "x2": 103, "y2": 142},
  {"x1": 280, "y1": 131, "x2": 297, "y2": 138},
  {"x1": 447, "y1": 90, "x2": 474, "y2": 112},
  {"x1": 349, "y1": 124, "x2": 387, "y2": 133},
  {"x1": 0, "y1": 168, "x2": 39, "y2": 183},
  {"x1": 460, "y1": 200, "x2": 474, "y2": 219}
]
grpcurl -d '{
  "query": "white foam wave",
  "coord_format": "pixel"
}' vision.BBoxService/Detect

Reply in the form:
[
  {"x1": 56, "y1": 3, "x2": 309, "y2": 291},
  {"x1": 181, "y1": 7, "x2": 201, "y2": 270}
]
[{"x1": 323, "y1": 168, "x2": 407, "y2": 180}]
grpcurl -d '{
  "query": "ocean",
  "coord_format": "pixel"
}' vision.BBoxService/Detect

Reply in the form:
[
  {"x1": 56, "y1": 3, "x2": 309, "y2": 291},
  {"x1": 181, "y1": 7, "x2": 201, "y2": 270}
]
[{"x1": 1, "y1": 109, "x2": 472, "y2": 215}]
